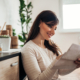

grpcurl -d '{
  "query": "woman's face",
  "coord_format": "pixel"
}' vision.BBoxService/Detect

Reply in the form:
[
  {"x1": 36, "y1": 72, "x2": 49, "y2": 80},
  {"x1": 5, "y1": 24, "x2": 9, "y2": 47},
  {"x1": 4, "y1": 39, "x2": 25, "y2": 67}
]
[{"x1": 39, "y1": 21, "x2": 57, "y2": 40}]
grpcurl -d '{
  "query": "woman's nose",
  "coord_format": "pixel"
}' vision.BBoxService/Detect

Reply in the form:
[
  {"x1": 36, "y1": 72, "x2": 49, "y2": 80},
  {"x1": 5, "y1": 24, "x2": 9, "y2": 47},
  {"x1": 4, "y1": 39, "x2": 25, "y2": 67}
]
[
  {"x1": 48, "y1": 27, "x2": 55, "y2": 35},
  {"x1": 51, "y1": 29, "x2": 55, "y2": 35}
]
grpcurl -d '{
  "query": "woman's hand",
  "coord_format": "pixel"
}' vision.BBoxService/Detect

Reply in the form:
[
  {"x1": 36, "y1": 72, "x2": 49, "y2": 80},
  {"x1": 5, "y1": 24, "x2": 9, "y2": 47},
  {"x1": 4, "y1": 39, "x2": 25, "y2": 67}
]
[
  {"x1": 74, "y1": 58, "x2": 80, "y2": 68},
  {"x1": 56, "y1": 55, "x2": 63, "y2": 60}
]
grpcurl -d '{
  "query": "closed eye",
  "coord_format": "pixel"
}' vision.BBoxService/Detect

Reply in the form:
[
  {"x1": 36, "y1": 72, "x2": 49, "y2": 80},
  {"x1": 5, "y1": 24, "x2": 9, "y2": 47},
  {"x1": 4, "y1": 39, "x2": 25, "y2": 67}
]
[
  {"x1": 46, "y1": 24, "x2": 53, "y2": 28},
  {"x1": 45, "y1": 22, "x2": 57, "y2": 30},
  {"x1": 54, "y1": 27, "x2": 57, "y2": 30}
]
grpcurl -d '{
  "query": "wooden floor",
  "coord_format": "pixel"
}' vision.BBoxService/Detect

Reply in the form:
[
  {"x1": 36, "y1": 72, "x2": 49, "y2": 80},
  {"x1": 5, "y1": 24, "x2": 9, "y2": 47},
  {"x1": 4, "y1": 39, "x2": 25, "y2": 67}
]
[{"x1": 59, "y1": 68, "x2": 80, "y2": 80}]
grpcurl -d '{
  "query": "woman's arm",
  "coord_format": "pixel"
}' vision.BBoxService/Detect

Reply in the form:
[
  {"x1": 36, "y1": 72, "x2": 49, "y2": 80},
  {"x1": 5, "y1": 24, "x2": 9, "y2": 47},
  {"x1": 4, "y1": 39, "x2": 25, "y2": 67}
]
[{"x1": 21, "y1": 47, "x2": 58, "y2": 80}]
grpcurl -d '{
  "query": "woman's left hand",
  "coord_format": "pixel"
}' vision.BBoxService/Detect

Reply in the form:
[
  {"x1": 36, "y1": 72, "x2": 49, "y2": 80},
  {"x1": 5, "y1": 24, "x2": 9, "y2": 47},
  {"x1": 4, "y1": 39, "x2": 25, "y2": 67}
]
[
  {"x1": 74, "y1": 58, "x2": 80, "y2": 68},
  {"x1": 56, "y1": 55, "x2": 63, "y2": 60}
]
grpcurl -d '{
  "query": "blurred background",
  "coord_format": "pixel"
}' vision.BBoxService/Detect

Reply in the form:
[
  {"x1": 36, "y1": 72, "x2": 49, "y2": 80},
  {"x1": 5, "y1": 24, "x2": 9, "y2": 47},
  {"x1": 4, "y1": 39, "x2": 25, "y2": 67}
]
[{"x1": 0, "y1": 0, "x2": 80, "y2": 53}]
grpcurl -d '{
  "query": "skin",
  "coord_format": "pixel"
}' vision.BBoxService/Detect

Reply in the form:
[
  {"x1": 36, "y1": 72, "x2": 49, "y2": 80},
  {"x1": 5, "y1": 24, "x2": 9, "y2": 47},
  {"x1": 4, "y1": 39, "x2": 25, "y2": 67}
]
[
  {"x1": 32, "y1": 20, "x2": 80, "y2": 68},
  {"x1": 32, "y1": 20, "x2": 57, "y2": 48}
]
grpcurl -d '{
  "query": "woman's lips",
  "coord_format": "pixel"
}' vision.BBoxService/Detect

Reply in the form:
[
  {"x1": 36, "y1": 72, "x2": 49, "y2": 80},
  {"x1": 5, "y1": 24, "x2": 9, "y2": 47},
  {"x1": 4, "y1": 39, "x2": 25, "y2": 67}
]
[{"x1": 47, "y1": 33, "x2": 52, "y2": 38}]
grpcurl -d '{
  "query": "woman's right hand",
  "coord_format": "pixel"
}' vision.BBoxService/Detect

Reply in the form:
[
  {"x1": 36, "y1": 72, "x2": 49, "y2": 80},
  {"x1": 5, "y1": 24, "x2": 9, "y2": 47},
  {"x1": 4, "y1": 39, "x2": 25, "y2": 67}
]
[
  {"x1": 74, "y1": 58, "x2": 80, "y2": 68},
  {"x1": 56, "y1": 55, "x2": 63, "y2": 60}
]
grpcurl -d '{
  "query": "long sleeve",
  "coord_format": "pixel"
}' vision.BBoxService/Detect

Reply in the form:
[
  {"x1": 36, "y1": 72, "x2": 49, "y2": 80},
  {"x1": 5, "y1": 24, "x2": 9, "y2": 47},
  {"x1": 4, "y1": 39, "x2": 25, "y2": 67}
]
[
  {"x1": 21, "y1": 47, "x2": 58, "y2": 80},
  {"x1": 53, "y1": 58, "x2": 77, "y2": 76}
]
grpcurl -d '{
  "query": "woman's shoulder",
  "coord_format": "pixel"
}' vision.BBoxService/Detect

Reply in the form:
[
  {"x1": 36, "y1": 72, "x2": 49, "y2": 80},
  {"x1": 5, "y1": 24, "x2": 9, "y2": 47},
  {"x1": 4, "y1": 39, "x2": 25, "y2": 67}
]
[
  {"x1": 21, "y1": 40, "x2": 35, "y2": 53},
  {"x1": 21, "y1": 40, "x2": 40, "y2": 58}
]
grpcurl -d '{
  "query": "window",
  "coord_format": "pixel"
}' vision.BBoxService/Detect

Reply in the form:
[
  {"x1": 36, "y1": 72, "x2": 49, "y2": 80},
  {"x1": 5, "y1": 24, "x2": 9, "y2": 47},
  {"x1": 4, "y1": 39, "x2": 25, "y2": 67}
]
[{"x1": 59, "y1": 0, "x2": 80, "y2": 32}]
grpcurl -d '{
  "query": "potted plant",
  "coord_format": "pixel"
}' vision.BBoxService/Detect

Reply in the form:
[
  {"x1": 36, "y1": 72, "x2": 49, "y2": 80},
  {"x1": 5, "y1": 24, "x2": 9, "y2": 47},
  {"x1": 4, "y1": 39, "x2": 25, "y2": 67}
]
[
  {"x1": 0, "y1": 35, "x2": 11, "y2": 51},
  {"x1": 18, "y1": 0, "x2": 33, "y2": 47},
  {"x1": 13, "y1": 29, "x2": 16, "y2": 36},
  {"x1": 11, "y1": 29, "x2": 18, "y2": 49}
]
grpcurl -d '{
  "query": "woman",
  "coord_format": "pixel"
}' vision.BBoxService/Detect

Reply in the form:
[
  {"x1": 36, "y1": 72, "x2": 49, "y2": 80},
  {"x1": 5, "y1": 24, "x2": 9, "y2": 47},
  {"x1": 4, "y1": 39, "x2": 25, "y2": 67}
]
[{"x1": 21, "y1": 10, "x2": 80, "y2": 80}]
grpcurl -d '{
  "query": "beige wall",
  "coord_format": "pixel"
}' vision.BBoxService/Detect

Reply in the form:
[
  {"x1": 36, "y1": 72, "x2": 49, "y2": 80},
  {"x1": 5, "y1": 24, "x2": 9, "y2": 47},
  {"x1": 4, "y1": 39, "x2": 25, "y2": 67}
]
[{"x1": 31, "y1": 0, "x2": 80, "y2": 53}]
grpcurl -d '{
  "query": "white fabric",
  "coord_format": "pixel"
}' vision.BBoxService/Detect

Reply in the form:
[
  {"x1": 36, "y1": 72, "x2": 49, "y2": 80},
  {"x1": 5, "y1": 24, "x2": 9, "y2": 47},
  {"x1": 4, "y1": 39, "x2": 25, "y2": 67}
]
[{"x1": 21, "y1": 40, "x2": 78, "y2": 80}]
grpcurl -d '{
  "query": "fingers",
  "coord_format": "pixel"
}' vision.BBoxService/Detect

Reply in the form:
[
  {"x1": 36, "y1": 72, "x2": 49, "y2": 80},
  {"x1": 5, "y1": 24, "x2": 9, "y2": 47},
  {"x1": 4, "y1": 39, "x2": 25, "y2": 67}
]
[
  {"x1": 77, "y1": 58, "x2": 80, "y2": 61},
  {"x1": 76, "y1": 65, "x2": 80, "y2": 68},
  {"x1": 56, "y1": 55, "x2": 62, "y2": 60},
  {"x1": 74, "y1": 60, "x2": 80, "y2": 65},
  {"x1": 74, "y1": 59, "x2": 80, "y2": 68}
]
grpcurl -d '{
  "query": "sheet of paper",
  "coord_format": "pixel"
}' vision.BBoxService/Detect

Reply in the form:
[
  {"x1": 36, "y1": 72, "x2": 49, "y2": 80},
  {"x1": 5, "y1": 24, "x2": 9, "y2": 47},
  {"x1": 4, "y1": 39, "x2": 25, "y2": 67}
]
[
  {"x1": 61, "y1": 44, "x2": 80, "y2": 60},
  {"x1": 52, "y1": 44, "x2": 80, "y2": 69}
]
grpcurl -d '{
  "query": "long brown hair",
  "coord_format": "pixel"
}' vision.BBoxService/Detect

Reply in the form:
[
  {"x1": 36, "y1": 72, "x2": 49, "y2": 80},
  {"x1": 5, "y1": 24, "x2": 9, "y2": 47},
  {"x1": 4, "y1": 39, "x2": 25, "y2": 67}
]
[{"x1": 25, "y1": 10, "x2": 62, "y2": 56}]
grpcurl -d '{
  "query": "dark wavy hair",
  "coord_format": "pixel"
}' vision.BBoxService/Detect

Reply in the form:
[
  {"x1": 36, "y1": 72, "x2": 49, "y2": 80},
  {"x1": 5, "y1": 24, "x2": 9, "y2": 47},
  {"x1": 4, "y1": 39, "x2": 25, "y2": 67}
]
[{"x1": 25, "y1": 10, "x2": 62, "y2": 56}]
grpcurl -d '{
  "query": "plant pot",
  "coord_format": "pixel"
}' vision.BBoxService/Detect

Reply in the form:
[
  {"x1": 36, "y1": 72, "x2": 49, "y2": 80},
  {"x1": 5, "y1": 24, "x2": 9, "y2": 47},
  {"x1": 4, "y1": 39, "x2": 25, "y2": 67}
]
[
  {"x1": 1, "y1": 30, "x2": 9, "y2": 35},
  {"x1": 0, "y1": 37, "x2": 11, "y2": 51},
  {"x1": 11, "y1": 36, "x2": 18, "y2": 49},
  {"x1": 6, "y1": 25, "x2": 13, "y2": 36}
]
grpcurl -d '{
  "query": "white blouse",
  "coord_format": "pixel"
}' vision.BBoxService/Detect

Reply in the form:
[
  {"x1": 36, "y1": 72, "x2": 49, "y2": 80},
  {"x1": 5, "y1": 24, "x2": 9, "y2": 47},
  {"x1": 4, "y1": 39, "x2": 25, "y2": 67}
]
[{"x1": 21, "y1": 40, "x2": 74, "y2": 80}]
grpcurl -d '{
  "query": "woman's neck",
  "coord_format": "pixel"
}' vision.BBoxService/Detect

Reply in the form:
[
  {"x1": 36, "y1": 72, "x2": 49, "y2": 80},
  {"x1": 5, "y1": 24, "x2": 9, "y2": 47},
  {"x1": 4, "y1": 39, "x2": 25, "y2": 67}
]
[{"x1": 32, "y1": 33, "x2": 46, "y2": 48}]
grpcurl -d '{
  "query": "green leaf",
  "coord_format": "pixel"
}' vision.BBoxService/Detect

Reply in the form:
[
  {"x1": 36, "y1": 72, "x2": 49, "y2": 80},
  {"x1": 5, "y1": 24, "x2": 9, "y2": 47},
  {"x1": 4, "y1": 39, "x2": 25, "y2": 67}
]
[
  {"x1": 26, "y1": 18, "x2": 31, "y2": 24},
  {"x1": 12, "y1": 29, "x2": 16, "y2": 36},
  {"x1": 18, "y1": 0, "x2": 33, "y2": 41},
  {"x1": 27, "y1": 2, "x2": 33, "y2": 9},
  {"x1": 20, "y1": 45, "x2": 24, "y2": 47},
  {"x1": 18, "y1": 35, "x2": 25, "y2": 42},
  {"x1": 27, "y1": 15, "x2": 30, "y2": 18},
  {"x1": 22, "y1": 32, "x2": 26, "y2": 40},
  {"x1": 27, "y1": 10, "x2": 32, "y2": 14}
]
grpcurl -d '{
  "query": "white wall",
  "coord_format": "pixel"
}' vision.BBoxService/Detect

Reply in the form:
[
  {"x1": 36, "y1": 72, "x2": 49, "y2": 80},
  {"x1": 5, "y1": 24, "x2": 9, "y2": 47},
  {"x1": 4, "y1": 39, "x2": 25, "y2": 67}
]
[
  {"x1": 31, "y1": 0, "x2": 80, "y2": 53},
  {"x1": 0, "y1": 0, "x2": 7, "y2": 30},
  {"x1": 0, "y1": 0, "x2": 28, "y2": 45},
  {"x1": 0, "y1": 0, "x2": 21, "y2": 35},
  {"x1": 0, "y1": 0, "x2": 80, "y2": 52}
]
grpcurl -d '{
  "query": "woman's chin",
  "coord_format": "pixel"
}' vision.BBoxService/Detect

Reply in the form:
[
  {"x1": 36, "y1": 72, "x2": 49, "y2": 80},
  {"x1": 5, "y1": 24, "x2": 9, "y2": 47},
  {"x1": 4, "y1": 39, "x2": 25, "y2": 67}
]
[{"x1": 45, "y1": 38, "x2": 51, "y2": 41}]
